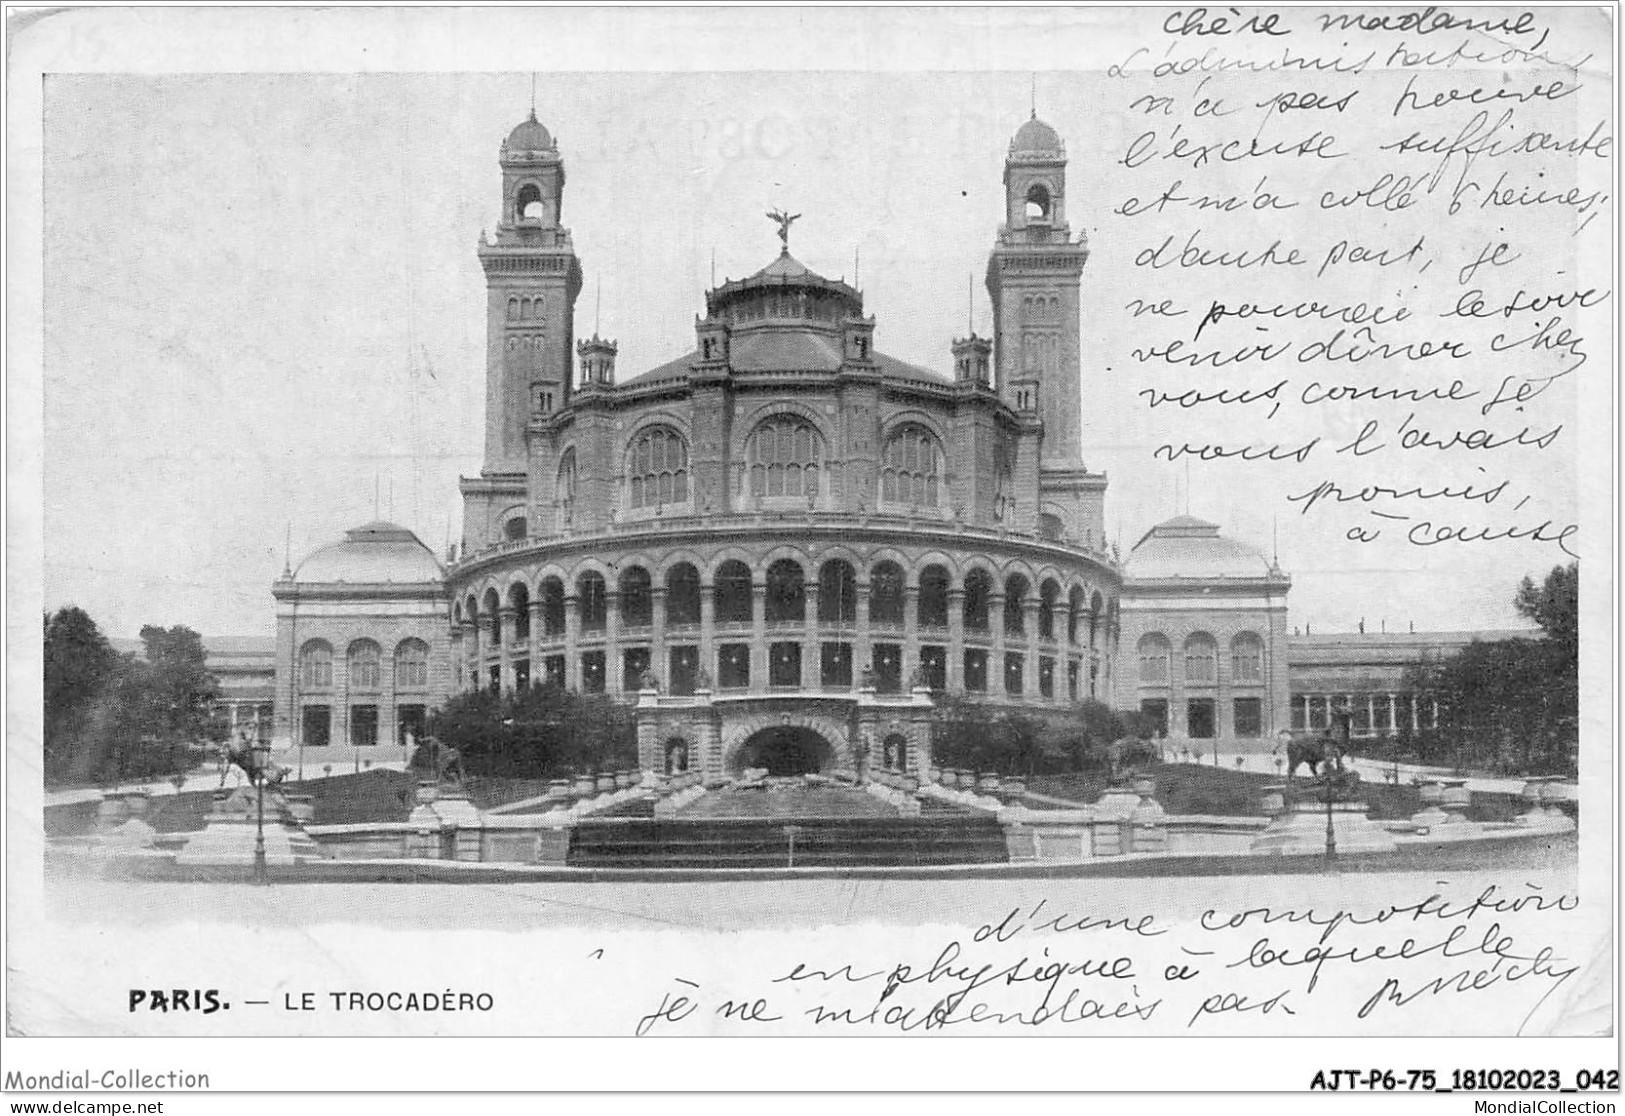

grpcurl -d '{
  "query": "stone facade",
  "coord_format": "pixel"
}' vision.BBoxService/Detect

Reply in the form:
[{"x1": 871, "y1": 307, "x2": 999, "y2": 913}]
[
  {"x1": 437, "y1": 110, "x2": 1119, "y2": 774},
  {"x1": 263, "y1": 109, "x2": 1453, "y2": 778},
  {"x1": 1118, "y1": 517, "x2": 1292, "y2": 755},
  {"x1": 271, "y1": 523, "x2": 451, "y2": 767}
]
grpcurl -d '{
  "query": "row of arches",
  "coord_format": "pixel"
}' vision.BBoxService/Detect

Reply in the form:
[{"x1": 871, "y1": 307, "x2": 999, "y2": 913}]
[
  {"x1": 299, "y1": 638, "x2": 430, "y2": 691},
  {"x1": 1136, "y1": 632, "x2": 1266, "y2": 686},
  {"x1": 505, "y1": 294, "x2": 545, "y2": 320},
  {"x1": 559, "y1": 415, "x2": 954, "y2": 511},
  {"x1": 1020, "y1": 292, "x2": 1063, "y2": 323},
  {"x1": 457, "y1": 559, "x2": 1111, "y2": 646}
]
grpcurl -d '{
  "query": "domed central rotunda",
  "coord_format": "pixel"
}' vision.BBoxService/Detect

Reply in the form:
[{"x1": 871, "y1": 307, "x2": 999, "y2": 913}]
[{"x1": 443, "y1": 108, "x2": 1116, "y2": 778}]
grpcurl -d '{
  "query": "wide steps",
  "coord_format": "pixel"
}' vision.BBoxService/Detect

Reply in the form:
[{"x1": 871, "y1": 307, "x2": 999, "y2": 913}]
[{"x1": 568, "y1": 815, "x2": 1008, "y2": 869}]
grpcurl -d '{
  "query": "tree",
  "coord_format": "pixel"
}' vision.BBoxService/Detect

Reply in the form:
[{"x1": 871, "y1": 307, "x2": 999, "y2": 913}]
[
  {"x1": 929, "y1": 697, "x2": 1150, "y2": 776},
  {"x1": 1516, "y1": 562, "x2": 1578, "y2": 659},
  {"x1": 42, "y1": 613, "x2": 224, "y2": 785},
  {"x1": 42, "y1": 607, "x2": 124, "y2": 782},
  {"x1": 103, "y1": 625, "x2": 224, "y2": 782},
  {"x1": 426, "y1": 684, "x2": 637, "y2": 779},
  {"x1": 1405, "y1": 564, "x2": 1579, "y2": 776},
  {"x1": 131, "y1": 626, "x2": 223, "y2": 742}
]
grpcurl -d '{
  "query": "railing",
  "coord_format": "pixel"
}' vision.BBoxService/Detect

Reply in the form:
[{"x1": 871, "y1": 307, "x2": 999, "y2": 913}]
[{"x1": 449, "y1": 512, "x2": 1120, "y2": 573}]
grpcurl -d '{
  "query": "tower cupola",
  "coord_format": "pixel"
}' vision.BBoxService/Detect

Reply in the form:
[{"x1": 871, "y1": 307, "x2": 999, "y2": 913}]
[
  {"x1": 577, "y1": 334, "x2": 618, "y2": 387},
  {"x1": 952, "y1": 333, "x2": 992, "y2": 385}
]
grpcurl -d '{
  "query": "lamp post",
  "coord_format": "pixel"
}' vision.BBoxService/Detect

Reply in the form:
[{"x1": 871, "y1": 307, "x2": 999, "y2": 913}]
[
  {"x1": 1323, "y1": 702, "x2": 1353, "y2": 861},
  {"x1": 252, "y1": 711, "x2": 271, "y2": 885}
]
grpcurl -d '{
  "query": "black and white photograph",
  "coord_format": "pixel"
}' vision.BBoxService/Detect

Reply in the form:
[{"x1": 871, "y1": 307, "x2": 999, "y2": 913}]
[{"x1": 5, "y1": 4, "x2": 1615, "y2": 1101}]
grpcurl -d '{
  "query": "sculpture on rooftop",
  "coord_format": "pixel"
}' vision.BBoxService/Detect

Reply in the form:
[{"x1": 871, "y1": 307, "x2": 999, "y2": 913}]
[{"x1": 766, "y1": 208, "x2": 801, "y2": 253}]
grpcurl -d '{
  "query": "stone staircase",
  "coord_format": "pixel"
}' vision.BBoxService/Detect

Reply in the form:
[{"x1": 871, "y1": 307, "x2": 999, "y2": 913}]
[{"x1": 568, "y1": 812, "x2": 1009, "y2": 869}]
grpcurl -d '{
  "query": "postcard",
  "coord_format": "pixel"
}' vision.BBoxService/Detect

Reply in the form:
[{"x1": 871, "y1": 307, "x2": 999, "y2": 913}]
[{"x1": 5, "y1": 4, "x2": 1614, "y2": 1098}]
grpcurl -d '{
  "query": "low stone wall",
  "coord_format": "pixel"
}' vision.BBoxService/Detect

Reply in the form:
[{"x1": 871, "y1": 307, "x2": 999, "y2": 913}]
[
  {"x1": 995, "y1": 804, "x2": 1264, "y2": 863},
  {"x1": 306, "y1": 770, "x2": 707, "y2": 865}
]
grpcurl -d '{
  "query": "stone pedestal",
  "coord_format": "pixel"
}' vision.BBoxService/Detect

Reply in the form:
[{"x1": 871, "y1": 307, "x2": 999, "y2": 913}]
[
  {"x1": 93, "y1": 792, "x2": 158, "y2": 850},
  {"x1": 176, "y1": 786, "x2": 321, "y2": 866},
  {"x1": 1439, "y1": 779, "x2": 1471, "y2": 823},
  {"x1": 281, "y1": 794, "x2": 315, "y2": 825},
  {"x1": 1410, "y1": 804, "x2": 1453, "y2": 830},
  {"x1": 1250, "y1": 801, "x2": 1398, "y2": 856},
  {"x1": 1094, "y1": 786, "x2": 1141, "y2": 821},
  {"x1": 1128, "y1": 794, "x2": 1167, "y2": 854}
]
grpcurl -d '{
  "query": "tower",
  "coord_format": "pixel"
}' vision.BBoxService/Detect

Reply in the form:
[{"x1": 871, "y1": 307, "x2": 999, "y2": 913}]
[
  {"x1": 476, "y1": 111, "x2": 584, "y2": 474},
  {"x1": 985, "y1": 113, "x2": 1088, "y2": 465}
]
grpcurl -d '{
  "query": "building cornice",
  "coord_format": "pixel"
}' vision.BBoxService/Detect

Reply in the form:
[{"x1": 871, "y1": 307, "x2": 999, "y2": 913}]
[
  {"x1": 447, "y1": 515, "x2": 1121, "y2": 585},
  {"x1": 273, "y1": 580, "x2": 450, "y2": 603}
]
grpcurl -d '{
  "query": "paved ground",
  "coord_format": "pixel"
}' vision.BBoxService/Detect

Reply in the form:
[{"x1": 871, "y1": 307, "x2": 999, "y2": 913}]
[{"x1": 48, "y1": 833, "x2": 1577, "y2": 931}]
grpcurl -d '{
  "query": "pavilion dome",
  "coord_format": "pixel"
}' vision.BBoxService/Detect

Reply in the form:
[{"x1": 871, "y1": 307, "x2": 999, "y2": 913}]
[
  {"x1": 504, "y1": 111, "x2": 554, "y2": 152},
  {"x1": 1124, "y1": 516, "x2": 1275, "y2": 580},
  {"x1": 293, "y1": 521, "x2": 444, "y2": 584}
]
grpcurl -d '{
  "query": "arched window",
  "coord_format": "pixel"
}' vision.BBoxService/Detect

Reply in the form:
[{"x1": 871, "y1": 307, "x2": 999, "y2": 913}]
[
  {"x1": 300, "y1": 640, "x2": 333, "y2": 689},
  {"x1": 818, "y1": 559, "x2": 856, "y2": 623},
  {"x1": 714, "y1": 560, "x2": 753, "y2": 624},
  {"x1": 918, "y1": 565, "x2": 950, "y2": 628},
  {"x1": 1090, "y1": 591, "x2": 1104, "y2": 650},
  {"x1": 482, "y1": 588, "x2": 501, "y2": 638},
  {"x1": 880, "y1": 424, "x2": 945, "y2": 507},
  {"x1": 1231, "y1": 633, "x2": 1264, "y2": 683},
  {"x1": 1138, "y1": 634, "x2": 1171, "y2": 684},
  {"x1": 628, "y1": 426, "x2": 689, "y2": 509},
  {"x1": 664, "y1": 738, "x2": 690, "y2": 775},
  {"x1": 556, "y1": 449, "x2": 577, "y2": 525},
  {"x1": 620, "y1": 567, "x2": 652, "y2": 628},
  {"x1": 1184, "y1": 633, "x2": 1217, "y2": 685},
  {"x1": 963, "y1": 569, "x2": 992, "y2": 631},
  {"x1": 665, "y1": 563, "x2": 701, "y2": 626},
  {"x1": 508, "y1": 583, "x2": 530, "y2": 642},
  {"x1": 517, "y1": 183, "x2": 544, "y2": 221},
  {"x1": 539, "y1": 577, "x2": 566, "y2": 636},
  {"x1": 577, "y1": 571, "x2": 607, "y2": 632},
  {"x1": 394, "y1": 639, "x2": 429, "y2": 689},
  {"x1": 747, "y1": 415, "x2": 822, "y2": 499},
  {"x1": 1039, "y1": 579, "x2": 1060, "y2": 640},
  {"x1": 1067, "y1": 586, "x2": 1085, "y2": 644},
  {"x1": 504, "y1": 516, "x2": 527, "y2": 541},
  {"x1": 870, "y1": 561, "x2": 905, "y2": 627},
  {"x1": 765, "y1": 559, "x2": 805, "y2": 623},
  {"x1": 1026, "y1": 183, "x2": 1051, "y2": 220},
  {"x1": 1004, "y1": 574, "x2": 1030, "y2": 636},
  {"x1": 347, "y1": 639, "x2": 382, "y2": 691}
]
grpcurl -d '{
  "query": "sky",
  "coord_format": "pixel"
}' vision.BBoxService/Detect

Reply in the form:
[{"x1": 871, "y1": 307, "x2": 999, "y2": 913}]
[{"x1": 33, "y1": 48, "x2": 1595, "y2": 640}]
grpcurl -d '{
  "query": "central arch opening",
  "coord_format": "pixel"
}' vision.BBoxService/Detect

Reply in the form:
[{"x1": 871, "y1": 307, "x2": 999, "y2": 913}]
[{"x1": 734, "y1": 726, "x2": 834, "y2": 776}]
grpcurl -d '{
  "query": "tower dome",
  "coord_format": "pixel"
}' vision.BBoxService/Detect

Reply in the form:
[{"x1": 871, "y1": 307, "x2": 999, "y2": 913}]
[
  {"x1": 504, "y1": 110, "x2": 554, "y2": 152},
  {"x1": 1011, "y1": 114, "x2": 1063, "y2": 155}
]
